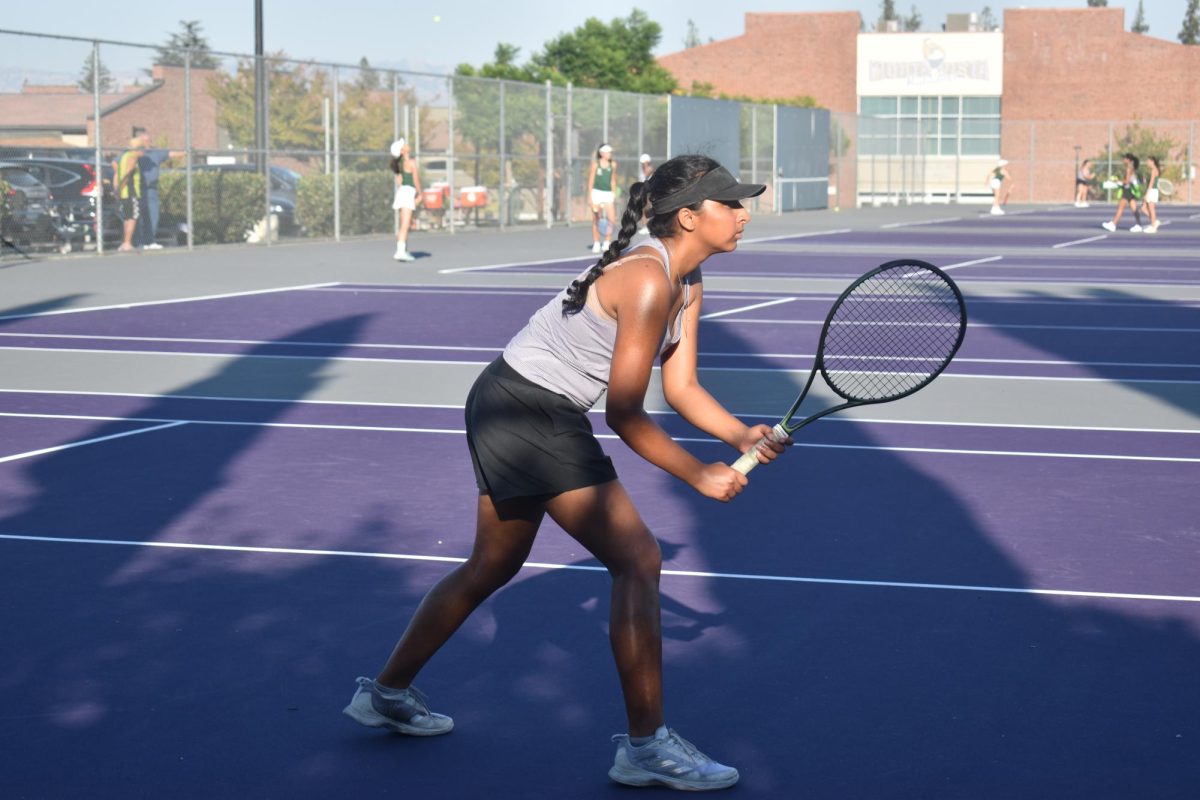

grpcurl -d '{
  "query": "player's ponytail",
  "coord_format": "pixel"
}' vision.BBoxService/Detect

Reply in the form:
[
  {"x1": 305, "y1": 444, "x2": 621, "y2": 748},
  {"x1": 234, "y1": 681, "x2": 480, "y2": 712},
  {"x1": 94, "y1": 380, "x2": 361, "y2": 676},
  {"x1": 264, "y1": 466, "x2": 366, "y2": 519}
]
[
  {"x1": 562, "y1": 181, "x2": 650, "y2": 316},
  {"x1": 561, "y1": 154, "x2": 720, "y2": 317}
]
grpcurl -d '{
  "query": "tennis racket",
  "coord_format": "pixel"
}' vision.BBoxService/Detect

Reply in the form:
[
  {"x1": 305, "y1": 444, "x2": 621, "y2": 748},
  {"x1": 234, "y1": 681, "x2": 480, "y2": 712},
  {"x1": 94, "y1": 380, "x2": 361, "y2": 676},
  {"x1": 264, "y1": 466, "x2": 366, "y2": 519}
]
[
  {"x1": 732, "y1": 259, "x2": 967, "y2": 475},
  {"x1": 1157, "y1": 178, "x2": 1175, "y2": 197}
]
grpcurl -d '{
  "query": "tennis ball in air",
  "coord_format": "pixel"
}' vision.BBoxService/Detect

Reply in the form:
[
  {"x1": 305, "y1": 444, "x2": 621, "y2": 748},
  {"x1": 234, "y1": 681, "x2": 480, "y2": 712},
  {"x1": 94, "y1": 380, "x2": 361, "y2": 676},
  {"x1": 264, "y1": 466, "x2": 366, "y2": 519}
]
[{"x1": 433, "y1": 15, "x2": 441, "y2": 22}]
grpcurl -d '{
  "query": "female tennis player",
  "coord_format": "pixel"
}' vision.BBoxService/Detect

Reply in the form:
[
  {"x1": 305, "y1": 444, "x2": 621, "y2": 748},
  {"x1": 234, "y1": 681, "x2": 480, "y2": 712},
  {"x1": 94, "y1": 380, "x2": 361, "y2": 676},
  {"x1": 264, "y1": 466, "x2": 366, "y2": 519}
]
[
  {"x1": 345, "y1": 154, "x2": 789, "y2": 791},
  {"x1": 1142, "y1": 156, "x2": 1162, "y2": 233},
  {"x1": 389, "y1": 138, "x2": 422, "y2": 261},
  {"x1": 1102, "y1": 153, "x2": 1144, "y2": 232},
  {"x1": 987, "y1": 158, "x2": 1012, "y2": 215},
  {"x1": 588, "y1": 143, "x2": 618, "y2": 253}
]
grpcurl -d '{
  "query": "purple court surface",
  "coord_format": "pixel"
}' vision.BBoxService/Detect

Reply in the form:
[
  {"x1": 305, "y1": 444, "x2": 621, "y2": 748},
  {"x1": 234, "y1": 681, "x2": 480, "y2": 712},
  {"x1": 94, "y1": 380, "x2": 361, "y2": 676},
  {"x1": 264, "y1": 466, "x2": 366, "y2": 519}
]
[{"x1": 2, "y1": 204, "x2": 1198, "y2": 798}]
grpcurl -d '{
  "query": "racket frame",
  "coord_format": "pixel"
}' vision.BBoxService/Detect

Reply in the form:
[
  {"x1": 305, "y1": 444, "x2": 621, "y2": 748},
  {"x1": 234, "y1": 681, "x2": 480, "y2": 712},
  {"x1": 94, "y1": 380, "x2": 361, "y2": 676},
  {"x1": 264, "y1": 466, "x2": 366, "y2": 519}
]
[{"x1": 731, "y1": 259, "x2": 967, "y2": 475}]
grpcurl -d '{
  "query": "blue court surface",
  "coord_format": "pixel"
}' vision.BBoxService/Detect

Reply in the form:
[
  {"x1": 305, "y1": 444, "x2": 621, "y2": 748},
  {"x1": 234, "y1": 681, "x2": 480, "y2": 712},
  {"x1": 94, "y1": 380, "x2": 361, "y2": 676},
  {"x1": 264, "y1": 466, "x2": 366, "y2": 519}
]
[{"x1": 2, "y1": 204, "x2": 1198, "y2": 798}]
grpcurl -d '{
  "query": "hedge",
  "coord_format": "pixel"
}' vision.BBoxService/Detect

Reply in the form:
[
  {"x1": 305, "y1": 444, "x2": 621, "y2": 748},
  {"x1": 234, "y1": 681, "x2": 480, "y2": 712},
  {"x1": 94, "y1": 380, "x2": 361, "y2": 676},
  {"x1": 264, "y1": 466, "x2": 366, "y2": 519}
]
[{"x1": 295, "y1": 170, "x2": 394, "y2": 237}]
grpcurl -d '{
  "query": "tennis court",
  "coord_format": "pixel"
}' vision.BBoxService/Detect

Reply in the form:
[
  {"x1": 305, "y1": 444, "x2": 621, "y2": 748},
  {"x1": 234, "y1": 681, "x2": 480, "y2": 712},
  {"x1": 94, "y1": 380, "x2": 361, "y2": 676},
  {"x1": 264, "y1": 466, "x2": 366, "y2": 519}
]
[{"x1": 2, "y1": 203, "x2": 1199, "y2": 797}]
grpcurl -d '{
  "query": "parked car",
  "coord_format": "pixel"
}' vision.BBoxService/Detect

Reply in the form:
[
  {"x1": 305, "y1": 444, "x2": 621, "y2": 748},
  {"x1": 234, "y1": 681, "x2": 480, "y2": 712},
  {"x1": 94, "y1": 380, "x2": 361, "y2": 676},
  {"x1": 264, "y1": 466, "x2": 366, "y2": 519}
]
[{"x1": 0, "y1": 161, "x2": 66, "y2": 251}]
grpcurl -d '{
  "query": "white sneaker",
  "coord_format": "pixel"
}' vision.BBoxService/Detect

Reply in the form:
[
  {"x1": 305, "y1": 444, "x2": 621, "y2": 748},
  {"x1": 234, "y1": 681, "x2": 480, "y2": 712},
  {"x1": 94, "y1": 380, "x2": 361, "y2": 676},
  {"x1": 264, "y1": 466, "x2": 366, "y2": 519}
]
[
  {"x1": 990, "y1": 206, "x2": 1004, "y2": 215},
  {"x1": 1079, "y1": 202, "x2": 1090, "y2": 208},
  {"x1": 1129, "y1": 225, "x2": 1143, "y2": 233},
  {"x1": 609, "y1": 726, "x2": 738, "y2": 791},
  {"x1": 142, "y1": 242, "x2": 163, "y2": 250},
  {"x1": 591, "y1": 241, "x2": 602, "y2": 254},
  {"x1": 601, "y1": 240, "x2": 611, "y2": 251},
  {"x1": 1144, "y1": 224, "x2": 1157, "y2": 234},
  {"x1": 1101, "y1": 221, "x2": 1116, "y2": 232}
]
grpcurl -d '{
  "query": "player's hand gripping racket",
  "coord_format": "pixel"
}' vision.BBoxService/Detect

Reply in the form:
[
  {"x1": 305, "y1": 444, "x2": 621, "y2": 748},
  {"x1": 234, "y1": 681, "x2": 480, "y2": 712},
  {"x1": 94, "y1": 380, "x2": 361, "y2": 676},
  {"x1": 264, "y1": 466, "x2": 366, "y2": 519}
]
[{"x1": 732, "y1": 259, "x2": 967, "y2": 475}]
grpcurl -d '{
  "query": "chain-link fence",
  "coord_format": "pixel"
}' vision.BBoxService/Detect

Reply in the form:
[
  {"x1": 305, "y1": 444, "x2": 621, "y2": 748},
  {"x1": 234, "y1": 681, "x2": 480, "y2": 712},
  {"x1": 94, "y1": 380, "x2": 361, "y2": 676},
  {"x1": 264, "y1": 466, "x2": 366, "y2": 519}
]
[{"x1": 1, "y1": 28, "x2": 1196, "y2": 256}]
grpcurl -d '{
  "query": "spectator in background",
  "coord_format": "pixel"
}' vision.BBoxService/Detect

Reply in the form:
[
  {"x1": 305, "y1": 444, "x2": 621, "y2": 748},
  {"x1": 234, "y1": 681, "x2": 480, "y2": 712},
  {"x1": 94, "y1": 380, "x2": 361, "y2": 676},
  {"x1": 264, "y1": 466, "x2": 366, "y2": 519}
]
[
  {"x1": 133, "y1": 127, "x2": 184, "y2": 249},
  {"x1": 111, "y1": 137, "x2": 144, "y2": 252}
]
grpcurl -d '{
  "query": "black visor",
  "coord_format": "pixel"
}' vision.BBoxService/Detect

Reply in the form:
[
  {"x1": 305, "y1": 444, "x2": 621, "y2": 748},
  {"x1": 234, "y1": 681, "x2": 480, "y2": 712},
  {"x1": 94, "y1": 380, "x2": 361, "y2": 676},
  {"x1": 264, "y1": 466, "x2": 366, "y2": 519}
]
[{"x1": 650, "y1": 166, "x2": 766, "y2": 215}]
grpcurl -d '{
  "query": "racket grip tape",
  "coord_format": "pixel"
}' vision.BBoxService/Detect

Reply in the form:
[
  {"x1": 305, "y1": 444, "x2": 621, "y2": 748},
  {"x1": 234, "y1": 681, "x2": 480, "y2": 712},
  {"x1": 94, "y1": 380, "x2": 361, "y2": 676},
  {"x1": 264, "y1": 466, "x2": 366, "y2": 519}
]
[{"x1": 730, "y1": 424, "x2": 789, "y2": 476}]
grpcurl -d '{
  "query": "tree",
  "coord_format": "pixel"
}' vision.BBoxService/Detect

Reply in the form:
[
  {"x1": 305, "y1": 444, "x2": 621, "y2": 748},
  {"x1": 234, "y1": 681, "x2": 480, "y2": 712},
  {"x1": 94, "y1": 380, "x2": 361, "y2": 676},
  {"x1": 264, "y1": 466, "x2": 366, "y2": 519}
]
[
  {"x1": 208, "y1": 52, "x2": 328, "y2": 153},
  {"x1": 77, "y1": 53, "x2": 114, "y2": 93},
  {"x1": 153, "y1": 20, "x2": 219, "y2": 69},
  {"x1": 531, "y1": 11, "x2": 677, "y2": 93},
  {"x1": 980, "y1": 7, "x2": 998, "y2": 31},
  {"x1": 354, "y1": 57, "x2": 383, "y2": 92},
  {"x1": 684, "y1": 19, "x2": 702, "y2": 48},
  {"x1": 878, "y1": 0, "x2": 898, "y2": 30},
  {"x1": 903, "y1": 5, "x2": 922, "y2": 31},
  {"x1": 1182, "y1": 0, "x2": 1200, "y2": 44},
  {"x1": 1131, "y1": 0, "x2": 1149, "y2": 33},
  {"x1": 1086, "y1": 0, "x2": 1107, "y2": 7}
]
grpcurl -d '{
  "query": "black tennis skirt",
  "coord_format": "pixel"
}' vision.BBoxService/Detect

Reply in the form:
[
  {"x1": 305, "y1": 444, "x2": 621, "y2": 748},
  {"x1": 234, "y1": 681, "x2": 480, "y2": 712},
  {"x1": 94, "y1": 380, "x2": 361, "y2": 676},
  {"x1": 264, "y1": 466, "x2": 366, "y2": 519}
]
[{"x1": 464, "y1": 357, "x2": 617, "y2": 502}]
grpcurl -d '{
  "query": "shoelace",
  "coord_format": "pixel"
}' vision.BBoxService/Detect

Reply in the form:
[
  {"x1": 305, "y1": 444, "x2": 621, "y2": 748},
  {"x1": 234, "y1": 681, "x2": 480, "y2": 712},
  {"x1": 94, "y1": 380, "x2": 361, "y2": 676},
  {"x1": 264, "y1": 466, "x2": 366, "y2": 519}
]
[{"x1": 664, "y1": 729, "x2": 709, "y2": 763}]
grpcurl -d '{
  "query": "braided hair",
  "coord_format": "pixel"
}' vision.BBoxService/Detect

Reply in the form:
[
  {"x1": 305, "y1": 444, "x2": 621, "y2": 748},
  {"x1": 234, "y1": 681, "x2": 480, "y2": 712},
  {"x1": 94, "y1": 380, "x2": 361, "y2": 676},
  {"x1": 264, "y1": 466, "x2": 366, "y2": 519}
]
[{"x1": 562, "y1": 154, "x2": 719, "y2": 316}]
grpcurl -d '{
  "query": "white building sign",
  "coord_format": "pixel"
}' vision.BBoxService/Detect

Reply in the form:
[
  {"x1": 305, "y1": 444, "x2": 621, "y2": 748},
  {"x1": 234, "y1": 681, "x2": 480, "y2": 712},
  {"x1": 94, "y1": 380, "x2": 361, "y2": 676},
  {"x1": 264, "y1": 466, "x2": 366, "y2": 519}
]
[{"x1": 857, "y1": 32, "x2": 1003, "y2": 96}]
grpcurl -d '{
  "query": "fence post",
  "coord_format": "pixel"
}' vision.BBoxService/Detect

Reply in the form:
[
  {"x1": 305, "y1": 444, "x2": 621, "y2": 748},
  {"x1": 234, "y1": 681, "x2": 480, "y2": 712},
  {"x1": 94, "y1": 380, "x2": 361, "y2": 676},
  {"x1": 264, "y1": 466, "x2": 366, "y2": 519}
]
[
  {"x1": 1190, "y1": 121, "x2": 1195, "y2": 204},
  {"x1": 184, "y1": 47, "x2": 193, "y2": 251},
  {"x1": 773, "y1": 104, "x2": 780, "y2": 215},
  {"x1": 262, "y1": 56, "x2": 272, "y2": 246},
  {"x1": 545, "y1": 80, "x2": 554, "y2": 229},
  {"x1": 92, "y1": 42, "x2": 104, "y2": 255},
  {"x1": 499, "y1": 80, "x2": 506, "y2": 229},
  {"x1": 448, "y1": 75, "x2": 455, "y2": 236},
  {"x1": 751, "y1": 106, "x2": 758, "y2": 212},
  {"x1": 637, "y1": 95, "x2": 644, "y2": 159},
  {"x1": 393, "y1": 73, "x2": 399, "y2": 239},
  {"x1": 667, "y1": 94, "x2": 673, "y2": 159},
  {"x1": 602, "y1": 91, "x2": 609, "y2": 144},
  {"x1": 333, "y1": 67, "x2": 341, "y2": 242},
  {"x1": 566, "y1": 83, "x2": 573, "y2": 226},
  {"x1": 1106, "y1": 121, "x2": 1114, "y2": 203},
  {"x1": 1028, "y1": 121, "x2": 1035, "y2": 204}
]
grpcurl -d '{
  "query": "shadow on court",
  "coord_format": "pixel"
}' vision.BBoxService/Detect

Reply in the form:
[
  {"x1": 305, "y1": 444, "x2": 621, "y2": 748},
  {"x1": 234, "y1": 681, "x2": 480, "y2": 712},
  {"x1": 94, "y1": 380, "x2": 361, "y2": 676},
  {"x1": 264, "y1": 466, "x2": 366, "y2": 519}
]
[
  {"x1": 0, "y1": 295, "x2": 90, "y2": 321},
  {"x1": 2, "y1": 290, "x2": 1199, "y2": 797}
]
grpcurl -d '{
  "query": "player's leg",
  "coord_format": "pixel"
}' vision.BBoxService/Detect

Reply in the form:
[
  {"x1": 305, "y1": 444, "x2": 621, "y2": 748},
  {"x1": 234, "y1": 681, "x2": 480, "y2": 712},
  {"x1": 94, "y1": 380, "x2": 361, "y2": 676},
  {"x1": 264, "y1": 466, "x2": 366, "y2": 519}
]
[
  {"x1": 603, "y1": 202, "x2": 616, "y2": 248},
  {"x1": 375, "y1": 492, "x2": 544, "y2": 690},
  {"x1": 545, "y1": 480, "x2": 663, "y2": 736}
]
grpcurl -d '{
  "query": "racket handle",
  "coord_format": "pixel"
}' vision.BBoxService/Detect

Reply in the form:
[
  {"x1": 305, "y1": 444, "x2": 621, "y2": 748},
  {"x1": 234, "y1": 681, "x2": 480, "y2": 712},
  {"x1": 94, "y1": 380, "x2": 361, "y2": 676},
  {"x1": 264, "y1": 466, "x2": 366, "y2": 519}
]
[{"x1": 731, "y1": 424, "x2": 789, "y2": 476}]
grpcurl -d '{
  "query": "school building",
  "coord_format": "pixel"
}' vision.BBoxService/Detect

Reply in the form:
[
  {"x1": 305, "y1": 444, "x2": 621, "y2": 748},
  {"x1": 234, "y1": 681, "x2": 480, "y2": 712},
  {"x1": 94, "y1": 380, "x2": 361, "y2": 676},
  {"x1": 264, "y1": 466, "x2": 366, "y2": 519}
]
[{"x1": 658, "y1": 6, "x2": 1200, "y2": 203}]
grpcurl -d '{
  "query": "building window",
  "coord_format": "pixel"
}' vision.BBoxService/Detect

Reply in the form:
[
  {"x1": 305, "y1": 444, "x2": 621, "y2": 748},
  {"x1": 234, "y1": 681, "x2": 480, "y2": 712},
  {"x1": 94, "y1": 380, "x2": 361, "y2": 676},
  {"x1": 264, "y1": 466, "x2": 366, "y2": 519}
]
[{"x1": 857, "y1": 95, "x2": 1001, "y2": 157}]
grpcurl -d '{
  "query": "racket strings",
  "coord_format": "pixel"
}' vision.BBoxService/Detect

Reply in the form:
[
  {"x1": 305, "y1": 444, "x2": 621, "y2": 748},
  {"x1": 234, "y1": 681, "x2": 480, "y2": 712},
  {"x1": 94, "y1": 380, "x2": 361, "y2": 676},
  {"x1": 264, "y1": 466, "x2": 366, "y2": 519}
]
[{"x1": 822, "y1": 266, "x2": 964, "y2": 402}]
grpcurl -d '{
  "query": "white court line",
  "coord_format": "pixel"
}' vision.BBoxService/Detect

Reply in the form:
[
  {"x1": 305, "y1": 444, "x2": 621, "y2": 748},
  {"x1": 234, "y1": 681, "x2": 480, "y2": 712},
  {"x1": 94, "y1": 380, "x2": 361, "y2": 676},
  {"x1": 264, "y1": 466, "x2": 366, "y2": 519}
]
[
  {"x1": 4, "y1": 344, "x2": 1200, "y2": 385},
  {"x1": 699, "y1": 298, "x2": 796, "y2": 320},
  {"x1": 978, "y1": 209, "x2": 1039, "y2": 217},
  {"x1": 0, "y1": 421, "x2": 186, "y2": 464},
  {"x1": 711, "y1": 319, "x2": 1200, "y2": 334},
  {"x1": 1, "y1": 411, "x2": 1196, "y2": 463},
  {"x1": 940, "y1": 256, "x2": 1003, "y2": 270},
  {"x1": 741, "y1": 229, "x2": 850, "y2": 243},
  {"x1": 2, "y1": 533, "x2": 1196, "y2": 604},
  {"x1": 9, "y1": 333, "x2": 1197, "y2": 371},
  {"x1": 1053, "y1": 235, "x2": 1108, "y2": 249},
  {"x1": 0, "y1": 283, "x2": 339, "y2": 321},
  {"x1": 437, "y1": 254, "x2": 592, "y2": 275},
  {"x1": 880, "y1": 217, "x2": 962, "y2": 229},
  {"x1": 2, "y1": 396, "x2": 1198, "y2": 435}
]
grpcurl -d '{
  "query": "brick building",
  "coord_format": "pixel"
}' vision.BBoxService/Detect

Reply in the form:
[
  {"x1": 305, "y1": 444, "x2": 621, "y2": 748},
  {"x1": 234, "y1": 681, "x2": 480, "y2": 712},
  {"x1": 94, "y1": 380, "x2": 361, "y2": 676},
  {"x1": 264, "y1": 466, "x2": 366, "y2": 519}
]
[{"x1": 658, "y1": 7, "x2": 1200, "y2": 203}]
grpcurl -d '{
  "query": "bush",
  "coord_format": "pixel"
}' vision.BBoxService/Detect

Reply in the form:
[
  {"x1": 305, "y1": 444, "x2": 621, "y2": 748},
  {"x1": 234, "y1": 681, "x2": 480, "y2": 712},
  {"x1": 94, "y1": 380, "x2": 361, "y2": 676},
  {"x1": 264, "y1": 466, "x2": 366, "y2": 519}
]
[
  {"x1": 295, "y1": 170, "x2": 394, "y2": 237},
  {"x1": 159, "y1": 171, "x2": 267, "y2": 244}
]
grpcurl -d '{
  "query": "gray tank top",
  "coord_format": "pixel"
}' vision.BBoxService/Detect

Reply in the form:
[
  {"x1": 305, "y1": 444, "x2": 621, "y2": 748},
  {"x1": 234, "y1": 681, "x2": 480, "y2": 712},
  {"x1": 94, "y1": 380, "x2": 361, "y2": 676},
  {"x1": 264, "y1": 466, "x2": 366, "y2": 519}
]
[{"x1": 502, "y1": 237, "x2": 695, "y2": 409}]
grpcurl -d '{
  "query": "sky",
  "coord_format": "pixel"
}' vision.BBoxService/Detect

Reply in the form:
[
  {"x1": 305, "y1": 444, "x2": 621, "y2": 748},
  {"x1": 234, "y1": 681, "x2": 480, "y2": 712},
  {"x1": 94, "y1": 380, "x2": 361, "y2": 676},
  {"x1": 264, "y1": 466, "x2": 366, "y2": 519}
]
[{"x1": 1, "y1": 0, "x2": 1191, "y2": 89}]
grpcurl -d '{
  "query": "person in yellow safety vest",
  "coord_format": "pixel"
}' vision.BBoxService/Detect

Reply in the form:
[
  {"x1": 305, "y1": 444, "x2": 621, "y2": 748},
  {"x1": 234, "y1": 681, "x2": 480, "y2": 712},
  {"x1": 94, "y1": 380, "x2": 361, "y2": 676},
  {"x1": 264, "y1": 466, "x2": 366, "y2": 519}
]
[{"x1": 111, "y1": 137, "x2": 144, "y2": 252}]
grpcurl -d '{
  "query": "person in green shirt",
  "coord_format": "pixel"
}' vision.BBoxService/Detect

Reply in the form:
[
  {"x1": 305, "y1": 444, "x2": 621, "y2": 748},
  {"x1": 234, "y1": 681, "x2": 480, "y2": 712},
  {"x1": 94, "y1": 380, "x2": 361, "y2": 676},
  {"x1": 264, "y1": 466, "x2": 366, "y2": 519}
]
[
  {"x1": 588, "y1": 143, "x2": 618, "y2": 253},
  {"x1": 987, "y1": 158, "x2": 1011, "y2": 216}
]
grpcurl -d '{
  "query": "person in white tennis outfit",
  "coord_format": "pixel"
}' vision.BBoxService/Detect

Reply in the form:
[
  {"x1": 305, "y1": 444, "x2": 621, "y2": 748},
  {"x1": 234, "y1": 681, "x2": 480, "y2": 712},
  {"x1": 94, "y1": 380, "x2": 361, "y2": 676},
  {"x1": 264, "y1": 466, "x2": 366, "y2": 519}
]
[{"x1": 389, "y1": 138, "x2": 423, "y2": 261}]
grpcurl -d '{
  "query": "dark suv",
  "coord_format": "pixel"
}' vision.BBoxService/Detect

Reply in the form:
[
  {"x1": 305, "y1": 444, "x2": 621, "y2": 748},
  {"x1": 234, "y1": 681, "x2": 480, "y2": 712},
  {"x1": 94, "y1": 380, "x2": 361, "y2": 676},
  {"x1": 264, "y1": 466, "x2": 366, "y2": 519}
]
[{"x1": 0, "y1": 161, "x2": 65, "y2": 251}]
